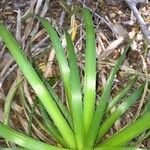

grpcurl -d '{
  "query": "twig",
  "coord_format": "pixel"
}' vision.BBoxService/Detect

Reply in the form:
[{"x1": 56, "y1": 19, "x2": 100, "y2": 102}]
[{"x1": 124, "y1": 0, "x2": 150, "y2": 43}]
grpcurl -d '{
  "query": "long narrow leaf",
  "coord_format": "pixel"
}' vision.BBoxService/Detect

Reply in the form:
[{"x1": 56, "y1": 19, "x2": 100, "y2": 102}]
[
  {"x1": 65, "y1": 31, "x2": 85, "y2": 149},
  {"x1": 27, "y1": 99, "x2": 37, "y2": 136},
  {"x1": 0, "y1": 148, "x2": 24, "y2": 150},
  {"x1": 0, "y1": 148, "x2": 28, "y2": 150},
  {"x1": 107, "y1": 76, "x2": 137, "y2": 112},
  {"x1": 99, "y1": 111, "x2": 150, "y2": 146},
  {"x1": 0, "y1": 23, "x2": 76, "y2": 149},
  {"x1": 19, "y1": 84, "x2": 67, "y2": 146},
  {"x1": 44, "y1": 80, "x2": 73, "y2": 128},
  {"x1": 83, "y1": 8, "x2": 96, "y2": 135},
  {"x1": 37, "y1": 17, "x2": 72, "y2": 111},
  {"x1": 0, "y1": 123, "x2": 67, "y2": 150},
  {"x1": 33, "y1": 64, "x2": 73, "y2": 128},
  {"x1": 38, "y1": 99, "x2": 67, "y2": 146},
  {"x1": 4, "y1": 77, "x2": 23, "y2": 125},
  {"x1": 97, "y1": 83, "x2": 144, "y2": 142},
  {"x1": 84, "y1": 40, "x2": 132, "y2": 148}
]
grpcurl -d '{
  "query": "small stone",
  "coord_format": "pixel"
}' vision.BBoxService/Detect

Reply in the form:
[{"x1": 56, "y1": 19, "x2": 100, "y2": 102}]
[{"x1": 109, "y1": 12, "x2": 116, "y2": 18}]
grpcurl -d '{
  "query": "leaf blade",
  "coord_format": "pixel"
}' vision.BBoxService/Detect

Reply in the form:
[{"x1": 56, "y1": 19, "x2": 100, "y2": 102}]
[
  {"x1": 107, "y1": 76, "x2": 138, "y2": 112},
  {"x1": 65, "y1": 31, "x2": 85, "y2": 149},
  {"x1": 99, "y1": 111, "x2": 150, "y2": 146},
  {"x1": 82, "y1": 8, "x2": 96, "y2": 135},
  {"x1": 84, "y1": 40, "x2": 132, "y2": 148},
  {"x1": 97, "y1": 83, "x2": 144, "y2": 142},
  {"x1": 0, "y1": 123, "x2": 68, "y2": 150},
  {"x1": 37, "y1": 17, "x2": 72, "y2": 110},
  {"x1": 0, "y1": 23, "x2": 76, "y2": 149}
]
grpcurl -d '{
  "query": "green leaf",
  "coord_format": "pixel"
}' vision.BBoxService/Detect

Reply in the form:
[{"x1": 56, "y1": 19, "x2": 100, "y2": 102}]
[
  {"x1": 0, "y1": 23, "x2": 76, "y2": 149},
  {"x1": 0, "y1": 148, "x2": 28, "y2": 150},
  {"x1": 27, "y1": 98, "x2": 37, "y2": 136},
  {"x1": 0, "y1": 123, "x2": 68, "y2": 150},
  {"x1": 43, "y1": 80, "x2": 73, "y2": 128},
  {"x1": 99, "y1": 111, "x2": 150, "y2": 146},
  {"x1": 37, "y1": 17, "x2": 72, "y2": 111},
  {"x1": 143, "y1": 100, "x2": 150, "y2": 114},
  {"x1": 38, "y1": 99, "x2": 67, "y2": 146},
  {"x1": 84, "y1": 40, "x2": 132, "y2": 148},
  {"x1": 107, "y1": 76, "x2": 138, "y2": 112},
  {"x1": 32, "y1": 64, "x2": 73, "y2": 128},
  {"x1": 65, "y1": 31, "x2": 85, "y2": 149},
  {"x1": 82, "y1": 8, "x2": 96, "y2": 135},
  {"x1": 4, "y1": 77, "x2": 23, "y2": 125},
  {"x1": 97, "y1": 83, "x2": 144, "y2": 142}
]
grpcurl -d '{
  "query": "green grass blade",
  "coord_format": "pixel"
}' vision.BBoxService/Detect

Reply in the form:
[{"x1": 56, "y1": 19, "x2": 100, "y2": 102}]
[
  {"x1": 37, "y1": 17, "x2": 72, "y2": 111},
  {"x1": 19, "y1": 85, "x2": 31, "y2": 113},
  {"x1": 44, "y1": 80, "x2": 73, "y2": 128},
  {"x1": 97, "y1": 83, "x2": 144, "y2": 142},
  {"x1": 94, "y1": 146, "x2": 149, "y2": 150},
  {"x1": 143, "y1": 100, "x2": 150, "y2": 113},
  {"x1": 99, "y1": 111, "x2": 150, "y2": 146},
  {"x1": 4, "y1": 77, "x2": 23, "y2": 125},
  {"x1": 0, "y1": 148, "x2": 28, "y2": 150},
  {"x1": 19, "y1": 84, "x2": 67, "y2": 146},
  {"x1": 38, "y1": 100, "x2": 67, "y2": 146},
  {"x1": 84, "y1": 40, "x2": 132, "y2": 148},
  {"x1": 107, "y1": 76, "x2": 138, "y2": 112},
  {"x1": 0, "y1": 23, "x2": 76, "y2": 149},
  {"x1": 82, "y1": 8, "x2": 96, "y2": 135},
  {"x1": 132, "y1": 129, "x2": 150, "y2": 147},
  {"x1": 27, "y1": 99, "x2": 37, "y2": 136},
  {"x1": 33, "y1": 64, "x2": 73, "y2": 128},
  {"x1": 65, "y1": 31, "x2": 85, "y2": 149},
  {"x1": 0, "y1": 123, "x2": 67, "y2": 150}
]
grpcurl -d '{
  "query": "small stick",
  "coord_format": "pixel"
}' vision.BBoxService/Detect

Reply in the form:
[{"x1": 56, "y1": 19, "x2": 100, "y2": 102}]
[{"x1": 124, "y1": 0, "x2": 150, "y2": 42}]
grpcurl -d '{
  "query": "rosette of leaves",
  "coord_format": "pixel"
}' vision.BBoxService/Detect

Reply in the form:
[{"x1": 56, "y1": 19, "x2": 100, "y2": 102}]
[{"x1": 0, "y1": 8, "x2": 150, "y2": 150}]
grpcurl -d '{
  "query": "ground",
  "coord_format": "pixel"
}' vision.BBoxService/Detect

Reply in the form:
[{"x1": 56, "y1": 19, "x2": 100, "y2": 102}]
[{"x1": 0, "y1": 0, "x2": 150, "y2": 148}]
